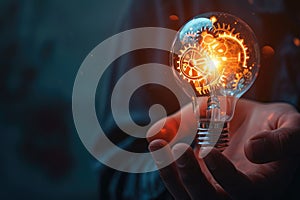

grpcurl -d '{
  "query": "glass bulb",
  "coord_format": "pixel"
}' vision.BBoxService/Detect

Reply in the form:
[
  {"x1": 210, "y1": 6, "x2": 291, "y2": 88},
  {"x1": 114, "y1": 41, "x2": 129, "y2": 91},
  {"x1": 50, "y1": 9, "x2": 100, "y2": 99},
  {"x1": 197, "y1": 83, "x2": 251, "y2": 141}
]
[{"x1": 170, "y1": 12, "x2": 260, "y2": 151}]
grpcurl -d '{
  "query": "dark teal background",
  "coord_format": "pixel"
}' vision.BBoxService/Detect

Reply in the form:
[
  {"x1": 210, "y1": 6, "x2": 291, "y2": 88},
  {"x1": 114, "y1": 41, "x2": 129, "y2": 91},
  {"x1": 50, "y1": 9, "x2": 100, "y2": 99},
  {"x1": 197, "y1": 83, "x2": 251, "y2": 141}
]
[{"x1": 0, "y1": 1, "x2": 128, "y2": 199}]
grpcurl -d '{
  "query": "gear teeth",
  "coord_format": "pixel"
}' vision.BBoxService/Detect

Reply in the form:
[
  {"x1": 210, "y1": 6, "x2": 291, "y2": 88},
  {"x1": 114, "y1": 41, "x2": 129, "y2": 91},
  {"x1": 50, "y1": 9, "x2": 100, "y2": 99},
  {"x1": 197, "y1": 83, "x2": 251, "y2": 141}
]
[
  {"x1": 174, "y1": 21, "x2": 251, "y2": 96},
  {"x1": 217, "y1": 31, "x2": 249, "y2": 69},
  {"x1": 214, "y1": 23, "x2": 233, "y2": 34},
  {"x1": 174, "y1": 43, "x2": 217, "y2": 95},
  {"x1": 182, "y1": 30, "x2": 200, "y2": 43},
  {"x1": 232, "y1": 73, "x2": 243, "y2": 89}
]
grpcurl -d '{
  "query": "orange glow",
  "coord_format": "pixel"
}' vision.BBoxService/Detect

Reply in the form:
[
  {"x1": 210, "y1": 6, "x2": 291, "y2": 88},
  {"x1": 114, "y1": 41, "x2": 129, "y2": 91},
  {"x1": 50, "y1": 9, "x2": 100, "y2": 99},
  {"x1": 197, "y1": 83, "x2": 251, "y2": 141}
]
[
  {"x1": 147, "y1": 118, "x2": 179, "y2": 143},
  {"x1": 160, "y1": 128, "x2": 167, "y2": 135},
  {"x1": 294, "y1": 37, "x2": 300, "y2": 47},
  {"x1": 210, "y1": 16, "x2": 217, "y2": 24},
  {"x1": 261, "y1": 45, "x2": 275, "y2": 58},
  {"x1": 176, "y1": 22, "x2": 249, "y2": 95},
  {"x1": 169, "y1": 14, "x2": 179, "y2": 21}
]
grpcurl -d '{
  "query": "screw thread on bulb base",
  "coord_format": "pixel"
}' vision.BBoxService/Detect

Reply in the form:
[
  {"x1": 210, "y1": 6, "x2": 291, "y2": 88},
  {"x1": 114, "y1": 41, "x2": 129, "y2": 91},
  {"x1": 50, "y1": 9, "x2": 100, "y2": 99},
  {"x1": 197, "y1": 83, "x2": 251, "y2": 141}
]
[{"x1": 197, "y1": 121, "x2": 229, "y2": 152}]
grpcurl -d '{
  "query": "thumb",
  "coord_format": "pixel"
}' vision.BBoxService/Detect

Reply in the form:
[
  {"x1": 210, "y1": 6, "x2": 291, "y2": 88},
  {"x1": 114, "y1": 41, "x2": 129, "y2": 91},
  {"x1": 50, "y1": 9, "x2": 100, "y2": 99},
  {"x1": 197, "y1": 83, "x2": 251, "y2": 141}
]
[{"x1": 245, "y1": 128, "x2": 300, "y2": 164}]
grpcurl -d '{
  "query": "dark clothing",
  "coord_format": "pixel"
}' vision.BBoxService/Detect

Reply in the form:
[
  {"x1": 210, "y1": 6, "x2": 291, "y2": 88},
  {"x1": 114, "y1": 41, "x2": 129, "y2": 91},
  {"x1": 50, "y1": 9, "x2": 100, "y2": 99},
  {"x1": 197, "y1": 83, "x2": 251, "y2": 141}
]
[{"x1": 97, "y1": 0, "x2": 300, "y2": 199}]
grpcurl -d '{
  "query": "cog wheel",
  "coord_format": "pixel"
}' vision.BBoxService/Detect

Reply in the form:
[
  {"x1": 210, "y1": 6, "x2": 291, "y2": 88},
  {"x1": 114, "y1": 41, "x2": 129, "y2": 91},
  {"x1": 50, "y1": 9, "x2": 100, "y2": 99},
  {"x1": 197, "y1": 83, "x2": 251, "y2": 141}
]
[
  {"x1": 217, "y1": 31, "x2": 249, "y2": 69},
  {"x1": 177, "y1": 44, "x2": 205, "y2": 80},
  {"x1": 198, "y1": 27, "x2": 217, "y2": 49},
  {"x1": 214, "y1": 23, "x2": 236, "y2": 35},
  {"x1": 175, "y1": 22, "x2": 251, "y2": 95},
  {"x1": 176, "y1": 43, "x2": 220, "y2": 95},
  {"x1": 216, "y1": 31, "x2": 249, "y2": 90},
  {"x1": 182, "y1": 31, "x2": 200, "y2": 44}
]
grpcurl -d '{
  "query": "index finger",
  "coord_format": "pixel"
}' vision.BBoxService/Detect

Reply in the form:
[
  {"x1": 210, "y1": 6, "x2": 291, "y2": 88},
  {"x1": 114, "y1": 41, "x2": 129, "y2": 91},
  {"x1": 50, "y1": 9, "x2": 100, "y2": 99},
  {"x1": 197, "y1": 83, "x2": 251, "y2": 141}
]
[{"x1": 147, "y1": 103, "x2": 197, "y2": 145}]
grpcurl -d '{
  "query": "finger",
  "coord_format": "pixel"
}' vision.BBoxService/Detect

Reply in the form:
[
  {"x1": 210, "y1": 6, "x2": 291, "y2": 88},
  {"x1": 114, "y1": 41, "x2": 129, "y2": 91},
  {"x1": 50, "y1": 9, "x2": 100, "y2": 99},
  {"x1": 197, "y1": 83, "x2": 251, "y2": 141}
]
[
  {"x1": 245, "y1": 128, "x2": 300, "y2": 164},
  {"x1": 146, "y1": 102, "x2": 199, "y2": 144},
  {"x1": 149, "y1": 139, "x2": 190, "y2": 200},
  {"x1": 147, "y1": 116, "x2": 179, "y2": 143},
  {"x1": 204, "y1": 149, "x2": 253, "y2": 200},
  {"x1": 172, "y1": 143, "x2": 220, "y2": 199}
]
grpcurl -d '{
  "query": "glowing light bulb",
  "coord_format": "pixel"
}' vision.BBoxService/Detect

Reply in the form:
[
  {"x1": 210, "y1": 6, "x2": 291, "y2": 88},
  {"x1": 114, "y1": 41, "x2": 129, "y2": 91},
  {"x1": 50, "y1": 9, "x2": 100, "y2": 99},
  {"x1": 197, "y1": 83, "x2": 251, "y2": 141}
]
[{"x1": 170, "y1": 12, "x2": 260, "y2": 151}]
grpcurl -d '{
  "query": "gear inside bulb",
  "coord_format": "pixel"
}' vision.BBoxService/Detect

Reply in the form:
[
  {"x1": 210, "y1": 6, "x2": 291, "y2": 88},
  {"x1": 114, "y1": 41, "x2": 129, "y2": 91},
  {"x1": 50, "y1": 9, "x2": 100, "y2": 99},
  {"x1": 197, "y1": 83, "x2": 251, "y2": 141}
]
[
  {"x1": 171, "y1": 12, "x2": 260, "y2": 151},
  {"x1": 174, "y1": 17, "x2": 252, "y2": 96}
]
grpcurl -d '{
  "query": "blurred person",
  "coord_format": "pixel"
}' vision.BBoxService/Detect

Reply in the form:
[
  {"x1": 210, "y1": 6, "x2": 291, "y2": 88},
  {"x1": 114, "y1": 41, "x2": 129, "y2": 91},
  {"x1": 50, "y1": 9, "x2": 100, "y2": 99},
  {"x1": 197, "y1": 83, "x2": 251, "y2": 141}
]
[{"x1": 97, "y1": 0, "x2": 300, "y2": 199}]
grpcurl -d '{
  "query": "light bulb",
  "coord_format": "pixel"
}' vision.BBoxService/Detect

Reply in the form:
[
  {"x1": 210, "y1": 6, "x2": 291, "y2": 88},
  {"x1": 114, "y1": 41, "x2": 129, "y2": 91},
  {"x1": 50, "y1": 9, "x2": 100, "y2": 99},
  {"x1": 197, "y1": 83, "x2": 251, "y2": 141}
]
[{"x1": 170, "y1": 12, "x2": 260, "y2": 151}]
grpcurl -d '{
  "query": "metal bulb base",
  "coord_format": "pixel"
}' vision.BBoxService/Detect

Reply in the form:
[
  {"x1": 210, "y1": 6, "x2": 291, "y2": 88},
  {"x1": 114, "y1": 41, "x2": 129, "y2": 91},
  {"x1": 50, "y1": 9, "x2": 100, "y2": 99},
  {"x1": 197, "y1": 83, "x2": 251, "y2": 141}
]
[{"x1": 197, "y1": 121, "x2": 229, "y2": 152}]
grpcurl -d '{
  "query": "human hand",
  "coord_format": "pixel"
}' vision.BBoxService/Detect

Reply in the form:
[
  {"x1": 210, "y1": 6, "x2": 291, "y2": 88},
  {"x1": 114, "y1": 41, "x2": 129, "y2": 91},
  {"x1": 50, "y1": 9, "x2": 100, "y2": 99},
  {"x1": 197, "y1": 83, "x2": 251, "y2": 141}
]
[{"x1": 147, "y1": 99, "x2": 300, "y2": 199}]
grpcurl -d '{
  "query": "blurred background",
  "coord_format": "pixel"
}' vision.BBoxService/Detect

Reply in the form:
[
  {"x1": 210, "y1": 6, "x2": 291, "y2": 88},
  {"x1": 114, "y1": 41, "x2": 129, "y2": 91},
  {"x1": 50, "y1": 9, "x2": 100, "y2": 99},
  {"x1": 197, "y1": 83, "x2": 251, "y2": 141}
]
[{"x1": 0, "y1": 0, "x2": 129, "y2": 199}]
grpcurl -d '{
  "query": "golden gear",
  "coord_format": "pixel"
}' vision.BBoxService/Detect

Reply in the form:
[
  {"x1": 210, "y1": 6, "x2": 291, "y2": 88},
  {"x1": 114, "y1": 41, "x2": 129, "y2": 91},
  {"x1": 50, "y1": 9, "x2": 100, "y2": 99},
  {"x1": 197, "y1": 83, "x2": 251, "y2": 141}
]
[
  {"x1": 214, "y1": 23, "x2": 235, "y2": 35},
  {"x1": 200, "y1": 23, "x2": 250, "y2": 89},
  {"x1": 176, "y1": 21, "x2": 250, "y2": 94},
  {"x1": 176, "y1": 43, "x2": 220, "y2": 95}
]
